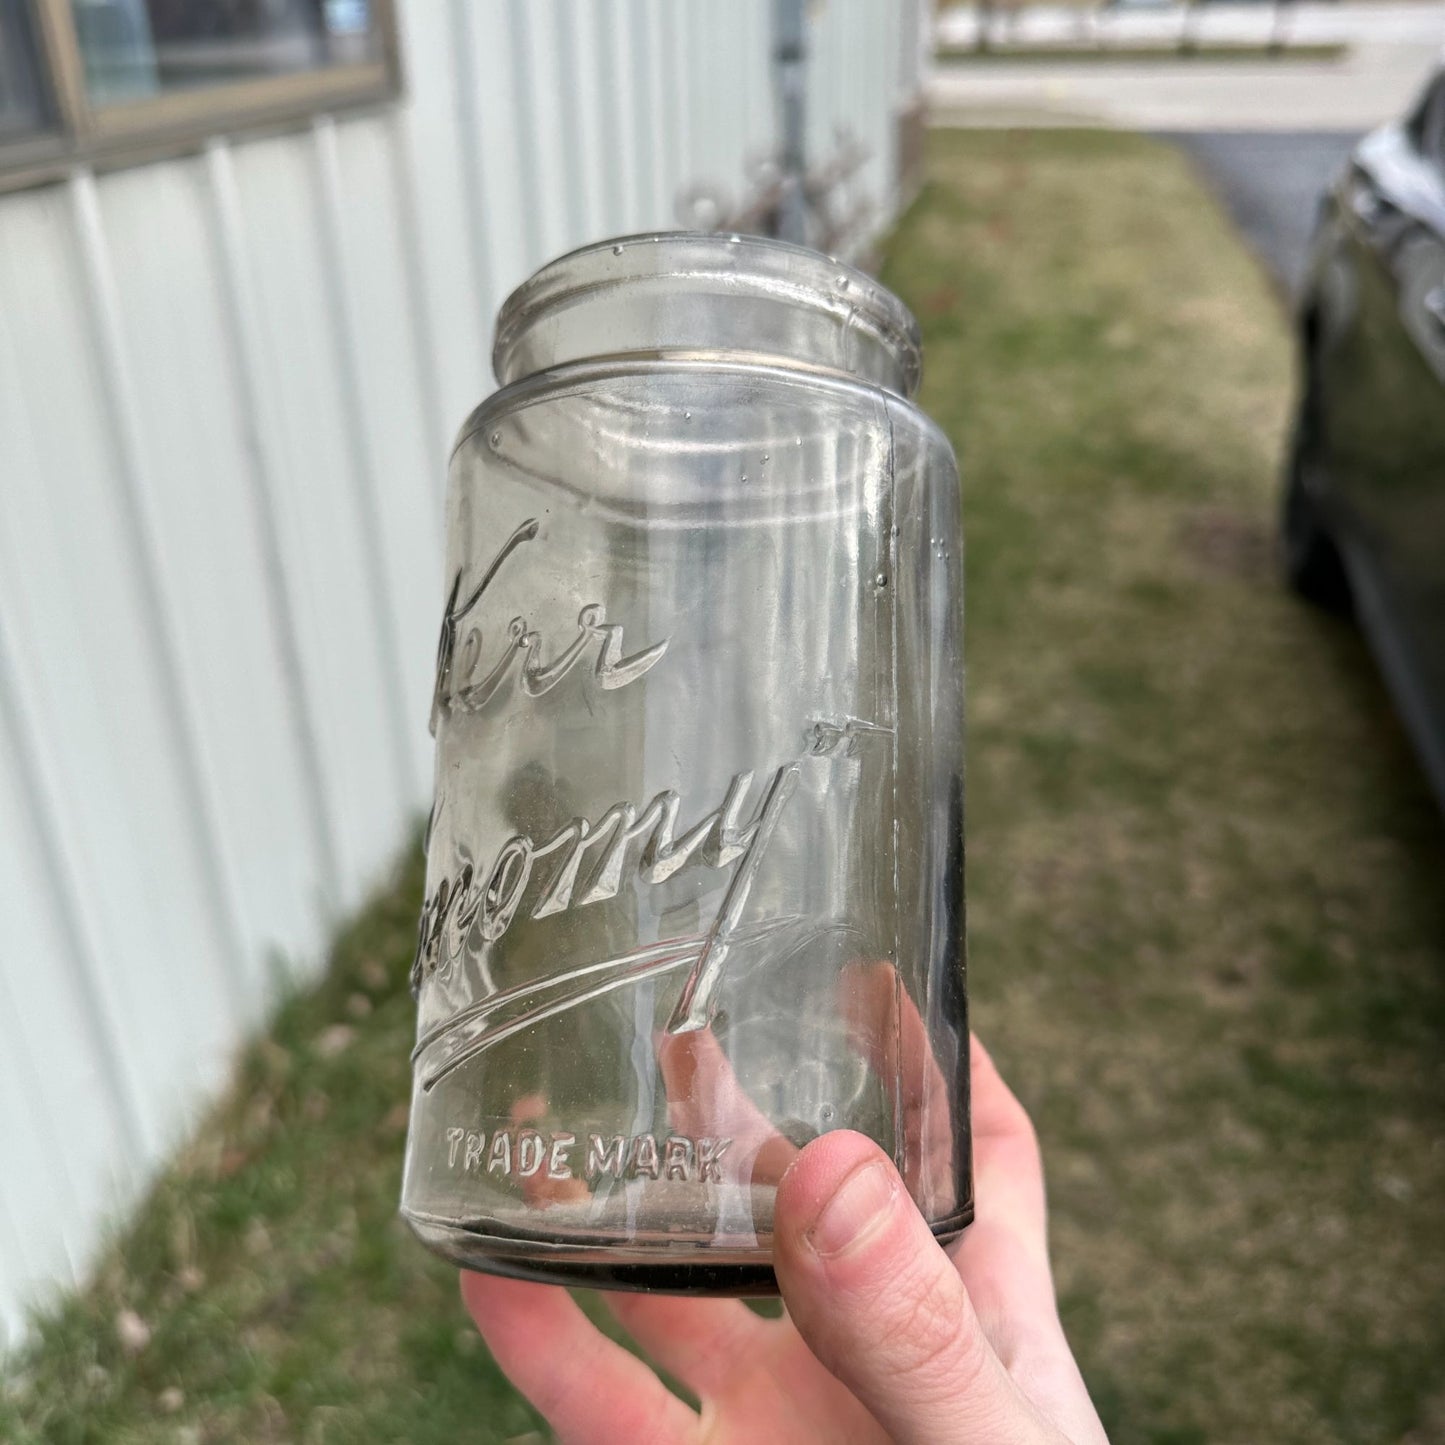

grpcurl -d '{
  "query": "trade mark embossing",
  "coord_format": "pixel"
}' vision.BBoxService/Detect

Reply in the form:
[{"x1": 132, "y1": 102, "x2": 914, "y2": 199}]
[{"x1": 442, "y1": 1126, "x2": 732, "y2": 1184}]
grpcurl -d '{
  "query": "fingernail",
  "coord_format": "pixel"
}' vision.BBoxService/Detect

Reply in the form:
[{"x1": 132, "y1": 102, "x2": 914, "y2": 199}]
[{"x1": 807, "y1": 1161, "x2": 896, "y2": 1258}]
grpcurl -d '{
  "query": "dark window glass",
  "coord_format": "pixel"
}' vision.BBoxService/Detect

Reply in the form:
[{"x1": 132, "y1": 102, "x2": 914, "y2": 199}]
[
  {"x1": 0, "y1": 0, "x2": 50, "y2": 141},
  {"x1": 1426, "y1": 79, "x2": 1445, "y2": 175},
  {"x1": 71, "y1": 0, "x2": 379, "y2": 106},
  {"x1": 1408, "y1": 75, "x2": 1445, "y2": 173}
]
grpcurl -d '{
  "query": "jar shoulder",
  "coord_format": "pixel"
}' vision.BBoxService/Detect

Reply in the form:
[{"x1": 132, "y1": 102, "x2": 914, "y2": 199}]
[{"x1": 451, "y1": 358, "x2": 957, "y2": 470}]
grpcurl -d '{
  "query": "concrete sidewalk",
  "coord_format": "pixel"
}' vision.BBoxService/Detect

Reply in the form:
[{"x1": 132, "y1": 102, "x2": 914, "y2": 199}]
[
  {"x1": 930, "y1": 3, "x2": 1443, "y2": 130},
  {"x1": 936, "y1": 2, "x2": 1445, "y2": 49}
]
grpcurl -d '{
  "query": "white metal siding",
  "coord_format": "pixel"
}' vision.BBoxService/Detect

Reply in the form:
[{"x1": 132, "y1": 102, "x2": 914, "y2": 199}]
[{"x1": 0, "y1": 0, "x2": 926, "y2": 1343}]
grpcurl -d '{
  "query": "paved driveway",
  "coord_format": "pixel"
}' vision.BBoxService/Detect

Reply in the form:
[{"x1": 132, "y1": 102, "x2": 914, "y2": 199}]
[{"x1": 1171, "y1": 131, "x2": 1362, "y2": 295}]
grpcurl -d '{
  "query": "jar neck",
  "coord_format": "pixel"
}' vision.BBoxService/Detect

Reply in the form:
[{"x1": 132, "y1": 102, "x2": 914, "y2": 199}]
[{"x1": 492, "y1": 233, "x2": 923, "y2": 399}]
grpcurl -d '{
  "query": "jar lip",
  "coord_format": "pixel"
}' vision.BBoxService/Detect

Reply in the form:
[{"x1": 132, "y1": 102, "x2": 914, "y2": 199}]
[{"x1": 492, "y1": 231, "x2": 922, "y2": 394}]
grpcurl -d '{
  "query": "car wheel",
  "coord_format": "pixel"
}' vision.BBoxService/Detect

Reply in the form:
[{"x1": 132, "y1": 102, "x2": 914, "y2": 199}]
[{"x1": 1282, "y1": 354, "x2": 1352, "y2": 614}]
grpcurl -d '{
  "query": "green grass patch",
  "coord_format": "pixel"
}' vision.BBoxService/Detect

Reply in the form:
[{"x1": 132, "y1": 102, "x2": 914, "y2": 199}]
[
  {"x1": 0, "y1": 844, "x2": 557, "y2": 1444},
  {"x1": 882, "y1": 130, "x2": 1445, "y2": 1445},
  {"x1": 4, "y1": 130, "x2": 1445, "y2": 1444}
]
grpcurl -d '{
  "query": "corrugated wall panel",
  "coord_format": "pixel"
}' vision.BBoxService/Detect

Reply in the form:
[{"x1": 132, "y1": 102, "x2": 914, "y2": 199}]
[
  {"x1": 587, "y1": 0, "x2": 624, "y2": 237},
  {"x1": 330, "y1": 116, "x2": 446, "y2": 779},
  {"x1": 688, "y1": 0, "x2": 720, "y2": 203},
  {"x1": 0, "y1": 611, "x2": 127, "y2": 1329},
  {"x1": 656, "y1": 1, "x2": 684, "y2": 217},
  {"x1": 643, "y1": 0, "x2": 673, "y2": 224},
  {"x1": 225, "y1": 135, "x2": 415, "y2": 902},
  {"x1": 743, "y1": 0, "x2": 771, "y2": 168},
  {"x1": 392, "y1": 0, "x2": 493, "y2": 433},
  {"x1": 604, "y1": 0, "x2": 644, "y2": 233},
  {"x1": 509, "y1": 0, "x2": 569, "y2": 264},
  {"x1": 537, "y1": 0, "x2": 591, "y2": 256},
  {"x1": 465, "y1": 0, "x2": 533, "y2": 310},
  {"x1": 732, "y1": 3, "x2": 752, "y2": 193},
  {"x1": 629, "y1": 0, "x2": 665, "y2": 227},
  {"x1": 568, "y1": 0, "x2": 609, "y2": 244},
  {"x1": 91, "y1": 157, "x2": 328, "y2": 984},
  {"x1": 0, "y1": 189, "x2": 243, "y2": 1146},
  {"x1": 0, "y1": 0, "x2": 927, "y2": 1342}
]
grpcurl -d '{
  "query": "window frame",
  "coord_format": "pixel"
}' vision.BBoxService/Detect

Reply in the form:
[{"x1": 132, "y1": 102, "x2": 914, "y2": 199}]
[{"x1": 1, "y1": 0, "x2": 400, "y2": 193}]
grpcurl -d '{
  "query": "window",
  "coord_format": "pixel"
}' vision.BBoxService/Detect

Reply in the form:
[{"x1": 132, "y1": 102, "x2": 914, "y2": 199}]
[
  {"x1": 1, "y1": 0, "x2": 396, "y2": 190},
  {"x1": 1421, "y1": 77, "x2": 1445, "y2": 175},
  {"x1": 0, "y1": 0, "x2": 50, "y2": 141},
  {"x1": 74, "y1": 1, "x2": 381, "y2": 105},
  {"x1": 1408, "y1": 74, "x2": 1445, "y2": 173}
]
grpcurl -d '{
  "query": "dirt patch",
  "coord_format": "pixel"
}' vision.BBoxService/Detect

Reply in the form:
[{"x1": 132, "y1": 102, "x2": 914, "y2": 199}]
[{"x1": 1177, "y1": 506, "x2": 1275, "y2": 581}]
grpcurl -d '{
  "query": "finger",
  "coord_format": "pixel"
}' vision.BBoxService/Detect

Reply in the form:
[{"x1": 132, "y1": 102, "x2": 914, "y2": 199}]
[
  {"x1": 955, "y1": 1038, "x2": 1058, "y2": 1330},
  {"x1": 970, "y1": 1036, "x2": 1047, "y2": 1241},
  {"x1": 774, "y1": 1131, "x2": 1063, "y2": 1445},
  {"x1": 839, "y1": 961, "x2": 960, "y2": 1214},
  {"x1": 956, "y1": 1043, "x2": 1110, "y2": 1445},
  {"x1": 460, "y1": 1272, "x2": 697, "y2": 1445},
  {"x1": 604, "y1": 1292, "x2": 777, "y2": 1396}
]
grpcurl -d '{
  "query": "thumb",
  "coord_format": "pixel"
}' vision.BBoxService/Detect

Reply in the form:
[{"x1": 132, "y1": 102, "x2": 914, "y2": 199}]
[{"x1": 774, "y1": 1131, "x2": 1064, "y2": 1445}]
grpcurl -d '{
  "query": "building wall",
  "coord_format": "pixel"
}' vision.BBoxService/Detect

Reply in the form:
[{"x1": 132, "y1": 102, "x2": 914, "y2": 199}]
[{"x1": 0, "y1": 0, "x2": 927, "y2": 1343}]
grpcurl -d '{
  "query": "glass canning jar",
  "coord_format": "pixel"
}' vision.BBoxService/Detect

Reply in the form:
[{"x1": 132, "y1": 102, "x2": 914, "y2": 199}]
[{"x1": 401, "y1": 232, "x2": 969, "y2": 1294}]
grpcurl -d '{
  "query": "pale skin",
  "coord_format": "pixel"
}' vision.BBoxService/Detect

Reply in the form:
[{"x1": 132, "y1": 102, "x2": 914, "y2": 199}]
[{"x1": 461, "y1": 1037, "x2": 1109, "y2": 1444}]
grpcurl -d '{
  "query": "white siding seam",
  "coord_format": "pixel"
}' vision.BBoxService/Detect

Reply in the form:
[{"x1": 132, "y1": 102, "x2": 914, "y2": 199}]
[
  {"x1": 310, "y1": 115, "x2": 422, "y2": 816},
  {"x1": 744, "y1": 0, "x2": 765, "y2": 171},
  {"x1": 592, "y1": 0, "x2": 626, "y2": 237},
  {"x1": 386, "y1": 114, "x2": 450, "y2": 534},
  {"x1": 569, "y1": 1, "x2": 606, "y2": 242},
  {"x1": 202, "y1": 140, "x2": 344, "y2": 916},
  {"x1": 553, "y1": 2, "x2": 587, "y2": 246},
  {"x1": 660, "y1": 1, "x2": 685, "y2": 212},
  {"x1": 628, "y1": 0, "x2": 657, "y2": 227},
  {"x1": 449, "y1": 0, "x2": 498, "y2": 373},
  {"x1": 67, "y1": 171, "x2": 257, "y2": 1019},
  {"x1": 608, "y1": 1, "x2": 641, "y2": 230},
  {"x1": 507, "y1": 0, "x2": 547, "y2": 265},
  {"x1": 0, "y1": 593, "x2": 152, "y2": 1160},
  {"x1": 0, "y1": 949, "x2": 85, "y2": 1286},
  {"x1": 0, "y1": 1164, "x2": 33, "y2": 1346},
  {"x1": 643, "y1": 0, "x2": 669, "y2": 224}
]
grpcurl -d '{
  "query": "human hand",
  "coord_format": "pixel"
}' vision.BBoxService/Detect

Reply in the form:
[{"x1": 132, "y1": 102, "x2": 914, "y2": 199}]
[{"x1": 461, "y1": 1036, "x2": 1108, "y2": 1443}]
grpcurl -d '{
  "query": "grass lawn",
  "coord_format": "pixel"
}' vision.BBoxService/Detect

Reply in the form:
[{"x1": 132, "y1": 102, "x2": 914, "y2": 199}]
[{"x1": 6, "y1": 129, "x2": 1445, "y2": 1444}]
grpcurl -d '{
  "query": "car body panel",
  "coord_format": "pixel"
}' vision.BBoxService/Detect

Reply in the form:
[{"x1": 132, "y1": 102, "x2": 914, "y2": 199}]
[{"x1": 1297, "y1": 70, "x2": 1445, "y2": 808}]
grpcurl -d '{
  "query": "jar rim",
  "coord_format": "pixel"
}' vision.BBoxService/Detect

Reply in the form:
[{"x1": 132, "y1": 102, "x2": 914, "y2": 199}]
[{"x1": 492, "y1": 231, "x2": 923, "y2": 396}]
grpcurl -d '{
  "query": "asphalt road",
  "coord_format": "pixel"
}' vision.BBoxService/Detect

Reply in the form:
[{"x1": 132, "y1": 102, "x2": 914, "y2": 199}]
[{"x1": 1169, "y1": 131, "x2": 1363, "y2": 296}]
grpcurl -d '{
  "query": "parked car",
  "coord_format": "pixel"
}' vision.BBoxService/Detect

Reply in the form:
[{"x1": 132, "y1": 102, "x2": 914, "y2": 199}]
[{"x1": 1285, "y1": 65, "x2": 1445, "y2": 809}]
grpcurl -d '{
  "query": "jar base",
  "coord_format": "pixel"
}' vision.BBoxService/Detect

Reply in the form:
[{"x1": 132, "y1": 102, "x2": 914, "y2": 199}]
[{"x1": 402, "y1": 1204, "x2": 974, "y2": 1297}]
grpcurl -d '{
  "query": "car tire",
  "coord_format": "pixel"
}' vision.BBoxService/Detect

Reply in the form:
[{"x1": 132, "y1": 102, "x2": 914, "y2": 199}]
[{"x1": 1282, "y1": 356, "x2": 1352, "y2": 614}]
